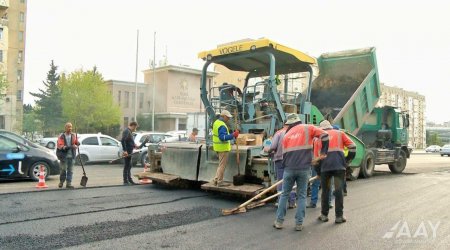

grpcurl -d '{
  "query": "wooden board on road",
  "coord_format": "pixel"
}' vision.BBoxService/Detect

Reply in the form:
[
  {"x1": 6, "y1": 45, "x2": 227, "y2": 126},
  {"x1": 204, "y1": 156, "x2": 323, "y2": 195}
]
[
  {"x1": 201, "y1": 182, "x2": 265, "y2": 196},
  {"x1": 135, "y1": 172, "x2": 180, "y2": 184}
]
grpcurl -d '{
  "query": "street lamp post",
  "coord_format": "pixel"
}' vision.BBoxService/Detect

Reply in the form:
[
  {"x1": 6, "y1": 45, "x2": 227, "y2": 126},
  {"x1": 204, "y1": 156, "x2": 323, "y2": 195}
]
[{"x1": 152, "y1": 32, "x2": 156, "y2": 132}]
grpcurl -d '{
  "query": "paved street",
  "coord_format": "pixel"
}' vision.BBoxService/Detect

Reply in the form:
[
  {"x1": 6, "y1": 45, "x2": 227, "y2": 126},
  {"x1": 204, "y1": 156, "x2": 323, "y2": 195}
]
[{"x1": 1, "y1": 153, "x2": 450, "y2": 249}]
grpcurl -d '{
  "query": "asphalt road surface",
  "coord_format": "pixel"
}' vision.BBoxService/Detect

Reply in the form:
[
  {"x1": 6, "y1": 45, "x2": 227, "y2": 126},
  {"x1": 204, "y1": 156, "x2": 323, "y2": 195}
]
[{"x1": 1, "y1": 153, "x2": 450, "y2": 249}]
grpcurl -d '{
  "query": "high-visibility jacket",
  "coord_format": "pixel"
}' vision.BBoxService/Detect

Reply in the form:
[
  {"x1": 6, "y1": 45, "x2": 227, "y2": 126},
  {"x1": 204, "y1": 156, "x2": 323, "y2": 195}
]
[
  {"x1": 282, "y1": 124, "x2": 329, "y2": 171},
  {"x1": 57, "y1": 133, "x2": 79, "y2": 158},
  {"x1": 317, "y1": 129, "x2": 356, "y2": 172},
  {"x1": 212, "y1": 118, "x2": 232, "y2": 152}
]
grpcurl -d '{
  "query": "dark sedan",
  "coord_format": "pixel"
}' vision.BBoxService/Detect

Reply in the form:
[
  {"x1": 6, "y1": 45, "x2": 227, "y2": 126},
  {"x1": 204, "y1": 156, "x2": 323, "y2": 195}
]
[{"x1": 0, "y1": 134, "x2": 60, "y2": 181}]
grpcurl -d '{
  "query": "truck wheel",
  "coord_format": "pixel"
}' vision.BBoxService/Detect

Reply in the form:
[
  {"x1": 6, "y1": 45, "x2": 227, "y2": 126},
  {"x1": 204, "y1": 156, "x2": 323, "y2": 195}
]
[
  {"x1": 360, "y1": 150, "x2": 375, "y2": 178},
  {"x1": 389, "y1": 150, "x2": 407, "y2": 174}
]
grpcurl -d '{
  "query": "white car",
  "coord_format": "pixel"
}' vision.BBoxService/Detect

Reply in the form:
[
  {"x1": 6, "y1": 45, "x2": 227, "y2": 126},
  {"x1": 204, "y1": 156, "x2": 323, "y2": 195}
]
[
  {"x1": 440, "y1": 145, "x2": 450, "y2": 157},
  {"x1": 77, "y1": 133, "x2": 123, "y2": 164},
  {"x1": 39, "y1": 137, "x2": 58, "y2": 149},
  {"x1": 425, "y1": 145, "x2": 441, "y2": 153},
  {"x1": 131, "y1": 132, "x2": 174, "y2": 166}
]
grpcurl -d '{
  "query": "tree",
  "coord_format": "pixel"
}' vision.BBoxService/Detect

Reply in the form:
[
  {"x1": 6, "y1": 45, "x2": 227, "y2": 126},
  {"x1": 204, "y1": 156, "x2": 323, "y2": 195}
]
[
  {"x1": 136, "y1": 113, "x2": 153, "y2": 131},
  {"x1": 22, "y1": 104, "x2": 42, "y2": 141},
  {"x1": 426, "y1": 131, "x2": 442, "y2": 146},
  {"x1": 60, "y1": 68, "x2": 121, "y2": 133},
  {"x1": 29, "y1": 60, "x2": 63, "y2": 136}
]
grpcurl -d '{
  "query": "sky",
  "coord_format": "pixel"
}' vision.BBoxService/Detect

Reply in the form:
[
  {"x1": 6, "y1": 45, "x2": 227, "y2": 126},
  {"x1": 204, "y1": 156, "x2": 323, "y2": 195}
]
[{"x1": 23, "y1": 0, "x2": 450, "y2": 123}]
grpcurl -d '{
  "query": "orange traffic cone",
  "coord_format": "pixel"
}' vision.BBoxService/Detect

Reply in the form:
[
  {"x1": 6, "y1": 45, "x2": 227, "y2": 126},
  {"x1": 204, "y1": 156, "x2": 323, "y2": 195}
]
[
  {"x1": 139, "y1": 163, "x2": 152, "y2": 184},
  {"x1": 36, "y1": 165, "x2": 48, "y2": 189}
]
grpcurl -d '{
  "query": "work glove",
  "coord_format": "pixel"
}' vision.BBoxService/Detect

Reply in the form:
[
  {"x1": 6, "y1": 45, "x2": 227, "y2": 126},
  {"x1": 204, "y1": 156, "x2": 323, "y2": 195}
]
[{"x1": 232, "y1": 130, "x2": 240, "y2": 138}]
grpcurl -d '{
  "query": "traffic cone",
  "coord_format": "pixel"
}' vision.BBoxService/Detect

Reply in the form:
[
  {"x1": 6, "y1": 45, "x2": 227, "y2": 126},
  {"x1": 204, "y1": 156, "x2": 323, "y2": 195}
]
[
  {"x1": 36, "y1": 165, "x2": 48, "y2": 189},
  {"x1": 139, "y1": 163, "x2": 152, "y2": 184}
]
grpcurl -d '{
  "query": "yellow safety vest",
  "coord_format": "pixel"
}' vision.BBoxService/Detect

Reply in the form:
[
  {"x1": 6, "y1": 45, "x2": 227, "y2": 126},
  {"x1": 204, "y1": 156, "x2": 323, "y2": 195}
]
[{"x1": 212, "y1": 119, "x2": 231, "y2": 152}]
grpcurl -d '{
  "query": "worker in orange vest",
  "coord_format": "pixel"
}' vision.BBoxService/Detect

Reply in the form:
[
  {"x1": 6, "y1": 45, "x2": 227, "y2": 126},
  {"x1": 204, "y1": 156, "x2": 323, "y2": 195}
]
[{"x1": 316, "y1": 120, "x2": 356, "y2": 224}]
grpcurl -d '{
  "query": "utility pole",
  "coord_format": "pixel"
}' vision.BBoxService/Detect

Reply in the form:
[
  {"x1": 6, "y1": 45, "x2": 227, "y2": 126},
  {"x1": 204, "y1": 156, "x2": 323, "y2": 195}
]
[
  {"x1": 152, "y1": 31, "x2": 156, "y2": 132},
  {"x1": 134, "y1": 30, "x2": 139, "y2": 122}
]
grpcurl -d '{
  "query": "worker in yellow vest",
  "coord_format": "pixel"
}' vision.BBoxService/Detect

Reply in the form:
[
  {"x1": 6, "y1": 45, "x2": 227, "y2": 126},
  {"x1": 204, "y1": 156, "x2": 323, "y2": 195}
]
[{"x1": 212, "y1": 110, "x2": 239, "y2": 187}]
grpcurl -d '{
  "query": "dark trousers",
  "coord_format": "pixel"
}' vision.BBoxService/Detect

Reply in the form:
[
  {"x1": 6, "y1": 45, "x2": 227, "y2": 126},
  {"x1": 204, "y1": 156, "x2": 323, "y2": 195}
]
[
  {"x1": 123, "y1": 156, "x2": 132, "y2": 182},
  {"x1": 321, "y1": 170, "x2": 345, "y2": 217}
]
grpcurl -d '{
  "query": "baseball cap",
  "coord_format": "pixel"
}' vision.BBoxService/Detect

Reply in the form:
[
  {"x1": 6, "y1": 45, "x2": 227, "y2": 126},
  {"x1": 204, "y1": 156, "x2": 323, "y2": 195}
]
[{"x1": 285, "y1": 113, "x2": 300, "y2": 125}]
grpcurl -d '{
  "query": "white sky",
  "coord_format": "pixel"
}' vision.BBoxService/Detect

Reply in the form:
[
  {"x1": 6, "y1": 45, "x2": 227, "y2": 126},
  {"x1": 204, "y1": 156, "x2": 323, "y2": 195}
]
[{"x1": 24, "y1": 0, "x2": 450, "y2": 123}]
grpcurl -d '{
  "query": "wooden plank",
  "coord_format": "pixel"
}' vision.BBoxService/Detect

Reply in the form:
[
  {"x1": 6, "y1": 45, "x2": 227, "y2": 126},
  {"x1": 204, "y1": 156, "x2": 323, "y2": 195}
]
[
  {"x1": 201, "y1": 182, "x2": 265, "y2": 196},
  {"x1": 134, "y1": 172, "x2": 180, "y2": 184}
]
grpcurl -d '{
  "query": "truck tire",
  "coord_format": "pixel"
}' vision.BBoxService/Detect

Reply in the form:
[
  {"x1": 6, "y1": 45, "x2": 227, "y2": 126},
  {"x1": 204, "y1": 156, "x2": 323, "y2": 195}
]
[
  {"x1": 360, "y1": 150, "x2": 375, "y2": 178},
  {"x1": 389, "y1": 150, "x2": 407, "y2": 174}
]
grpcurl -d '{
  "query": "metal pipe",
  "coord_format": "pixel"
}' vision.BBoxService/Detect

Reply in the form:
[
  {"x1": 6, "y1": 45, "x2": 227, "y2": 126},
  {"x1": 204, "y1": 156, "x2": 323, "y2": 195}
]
[
  {"x1": 152, "y1": 32, "x2": 156, "y2": 132},
  {"x1": 134, "y1": 30, "x2": 139, "y2": 122}
]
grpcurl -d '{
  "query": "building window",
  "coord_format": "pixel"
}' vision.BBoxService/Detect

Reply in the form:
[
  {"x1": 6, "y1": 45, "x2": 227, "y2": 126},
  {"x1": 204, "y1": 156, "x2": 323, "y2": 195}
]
[
  {"x1": 19, "y1": 12, "x2": 25, "y2": 22},
  {"x1": 17, "y1": 90, "x2": 22, "y2": 101},
  {"x1": 124, "y1": 91, "x2": 129, "y2": 108},
  {"x1": 0, "y1": 116, "x2": 4, "y2": 129},
  {"x1": 117, "y1": 90, "x2": 121, "y2": 106},
  {"x1": 19, "y1": 31, "x2": 23, "y2": 42},
  {"x1": 18, "y1": 50, "x2": 23, "y2": 64},
  {"x1": 0, "y1": 50, "x2": 3, "y2": 62},
  {"x1": 0, "y1": 28, "x2": 3, "y2": 40},
  {"x1": 139, "y1": 93, "x2": 144, "y2": 109},
  {"x1": 17, "y1": 69, "x2": 23, "y2": 80},
  {"x1": 131, "y1": 92, "x2": 135, "y2": 108}
]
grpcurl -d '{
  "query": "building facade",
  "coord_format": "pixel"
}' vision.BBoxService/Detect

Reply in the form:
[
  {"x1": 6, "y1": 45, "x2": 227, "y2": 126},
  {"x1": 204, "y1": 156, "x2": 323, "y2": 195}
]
[
  {"x1": 0, "y1": 0, "x2": 27, "y2": 132},
  {"x1": 106, "y1": 65, "x2": 216, "y2": 132},
  {"x1": 378, "y1": 83, "x2": 426, "y2": 149}
]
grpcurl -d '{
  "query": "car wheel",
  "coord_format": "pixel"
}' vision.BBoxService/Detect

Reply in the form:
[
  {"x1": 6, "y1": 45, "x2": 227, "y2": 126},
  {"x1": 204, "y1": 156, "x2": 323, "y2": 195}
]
[
  {"x1": 47, "y1": 142, "x2": 56, "y2": 149},
  {"x1": 29, "y1": 162, "x2": 50, "y2": 181},
  {"x1": 76, "y1": 154, "x2": 89, "y2": 165},
  {"x1": 141, "y1": 152, "x2": 149, "y2": 166},
  {"x1": 347, "y1": 166, "x2": 360, "y2": 181},
  {"x1": 441, "y1": 154, "x2": 444, "y2": 157}
]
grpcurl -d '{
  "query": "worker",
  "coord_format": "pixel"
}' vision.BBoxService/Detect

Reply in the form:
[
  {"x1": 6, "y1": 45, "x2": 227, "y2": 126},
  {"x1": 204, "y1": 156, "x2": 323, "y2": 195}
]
[
  {"x1": 307, "y1": 138, "x2": 333, "y2": 209},
  {"x1": 264, "y1": 114, "x2": 297, "y2": 208},
  {"x1": 317, "y1": 120, "x2": 356, "y2": 224},
  {"x1": 212, "y1": 110, "x2": 239, "y2": 187},
  {"x1": 273, "y1": 115, "x2": 329, "y2": 231},
  {"x1": 188, "y1": 128, "x2": 199, "y2": 142}
]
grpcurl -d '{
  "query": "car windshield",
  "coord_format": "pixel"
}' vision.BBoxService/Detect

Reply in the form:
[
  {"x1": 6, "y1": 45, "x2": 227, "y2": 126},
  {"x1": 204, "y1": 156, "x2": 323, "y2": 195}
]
[{"x1": 0, "y1": 131, "x2": 39, "y2": 148}]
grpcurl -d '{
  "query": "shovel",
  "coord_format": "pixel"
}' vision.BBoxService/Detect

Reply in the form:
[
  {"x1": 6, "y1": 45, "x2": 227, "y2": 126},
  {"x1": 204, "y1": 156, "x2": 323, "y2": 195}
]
[{"x1": 77, "y1": 146, "x2": 88, "y2": 187}]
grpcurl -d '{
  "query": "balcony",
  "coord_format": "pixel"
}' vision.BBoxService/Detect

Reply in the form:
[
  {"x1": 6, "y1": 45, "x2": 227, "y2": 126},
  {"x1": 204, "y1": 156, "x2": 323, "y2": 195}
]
[
  {"x1": 0, "y1": 18, "x2": 7, "y2": 26},
  {"x1": 0, "y1": 0, "x2": 7, "y2": 10}
]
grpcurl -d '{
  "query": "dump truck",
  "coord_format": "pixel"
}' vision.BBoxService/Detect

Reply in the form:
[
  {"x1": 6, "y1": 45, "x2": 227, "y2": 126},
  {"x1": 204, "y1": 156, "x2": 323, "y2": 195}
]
[{"x1": 137, "y1": 39, "x2": 410, "y2": 196}]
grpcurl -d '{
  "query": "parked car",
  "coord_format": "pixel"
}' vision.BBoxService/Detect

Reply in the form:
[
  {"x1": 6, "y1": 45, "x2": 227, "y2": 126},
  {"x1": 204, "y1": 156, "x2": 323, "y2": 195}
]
[
  {"x1": 39, "y1": 137, "x2": 58, "y2": 149},
  {"x1": 440, "y1": 144, "x2": 450, "y2": 157},
  {"x1": 0, "y1": 134, "x2": 60, "y2": 181},
  {"x1": 132, "y1": 132, "x2": 174, "y2": 166},
  {"x1": 425, "y1": 145, "x2": 441, "y2": 153},
  {"x1": 76, "y1": 133, "x2": 123, "y2": 164}
]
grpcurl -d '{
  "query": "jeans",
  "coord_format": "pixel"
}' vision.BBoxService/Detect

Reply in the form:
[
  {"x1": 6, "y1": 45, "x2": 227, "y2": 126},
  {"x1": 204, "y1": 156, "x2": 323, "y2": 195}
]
[
  {"x1": 276, "y1": 169, "x2": 311, "y2": 225},
  {"x1": 60, "y1": 157, "x2": 74, "y2": 183},
  {"x1": 275, "y1": 161, "x2": 296, "y2": 205},
  {"x1": 321, "y1": 170, "x2": 345, "y2": 217},
  {"x1": 123, "y1": 156, "x2": 133, "y2": 182},
  {"x1": 310, "y1": 167, "x2": 333, "y2": 205}
]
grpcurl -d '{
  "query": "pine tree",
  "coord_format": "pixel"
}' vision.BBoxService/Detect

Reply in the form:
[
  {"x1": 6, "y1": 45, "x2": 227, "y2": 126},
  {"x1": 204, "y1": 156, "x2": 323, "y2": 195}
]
[{"x1": 29, "y1": 60, "x2": 63, "y2": 136}]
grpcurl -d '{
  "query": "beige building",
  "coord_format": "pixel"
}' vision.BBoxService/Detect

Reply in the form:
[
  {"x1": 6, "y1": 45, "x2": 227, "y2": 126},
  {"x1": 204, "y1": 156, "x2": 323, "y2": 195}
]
[
  {"x1": 0, "y1": 0, "x2": 27, "y2": 131},
  {"x1": 143, "y1": 65, "x2": 217, "y2": 131},
  {"x1": 107, "y1": 65, "x2": 216, "y2": 131},
  {"x1": 378, "y1": 83, "x2": 426, "y2": 149}
]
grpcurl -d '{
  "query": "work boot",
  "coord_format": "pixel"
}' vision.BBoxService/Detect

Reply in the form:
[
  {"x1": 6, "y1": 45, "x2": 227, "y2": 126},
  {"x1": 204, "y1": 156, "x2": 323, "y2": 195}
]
[
  {"x1": 295, "y1": 224, "x2": 303, "y2": 231},
  {"x1": 318, "y1": 214, "x2": 329, "y2": 222},
  {"x1": 273, "y1": 220, "x2": 283, "y2": 229},
  {"x1": 123, "y1": 181, "x2": 130, "y2": 186},
  {"x1": 58, "y1": 182, "x2": 64, "y2": 188},
  {"x1": 335, "y1": 216, "x2": 347, "y2": 224},
  {"x1": 66, "y1": 182, "x2": 74, "y2": 189},
  {"x1": 288, "y1": 203, "x2": 297, "y2": 209}
]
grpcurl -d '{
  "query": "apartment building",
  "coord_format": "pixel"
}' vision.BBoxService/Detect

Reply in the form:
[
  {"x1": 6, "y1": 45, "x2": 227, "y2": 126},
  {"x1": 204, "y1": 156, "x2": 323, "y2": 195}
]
[
  {"x1": 378, "y1": 83, "x2": 426, "y2": 148},
  {"x1": 0, "y1": 0, "x2": 26, "y2": 132}
]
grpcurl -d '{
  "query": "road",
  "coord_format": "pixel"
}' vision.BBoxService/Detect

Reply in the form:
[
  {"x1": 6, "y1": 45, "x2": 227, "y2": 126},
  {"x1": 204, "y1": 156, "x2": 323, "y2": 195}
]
[{"x1": 1, "y1": 153, "x2": 450, "y2": 249}]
